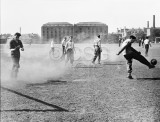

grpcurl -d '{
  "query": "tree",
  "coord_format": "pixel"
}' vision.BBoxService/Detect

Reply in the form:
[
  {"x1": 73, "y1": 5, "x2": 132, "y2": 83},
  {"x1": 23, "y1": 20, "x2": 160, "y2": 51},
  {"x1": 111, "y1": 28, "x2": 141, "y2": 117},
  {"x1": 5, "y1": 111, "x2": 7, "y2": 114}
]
[
  {"x1": 150, "y1": 28, "x2": 160, "y2": 42},
  {"x1": 107, "y1": 33, "x2": 119, "y2": 43}
]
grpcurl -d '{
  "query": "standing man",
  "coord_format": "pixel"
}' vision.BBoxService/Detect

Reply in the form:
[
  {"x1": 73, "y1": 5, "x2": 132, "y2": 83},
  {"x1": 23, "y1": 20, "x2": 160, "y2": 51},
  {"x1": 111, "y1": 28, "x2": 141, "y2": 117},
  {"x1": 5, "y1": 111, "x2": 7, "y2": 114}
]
[
  {"x1": 118, "y1": 37, "x2": 122, "y2": 47},
  {"x1": 61, "y1": 36, "x2": 67, "y2": 59},
  {"x1": 138, "y1": 38, "x2": 142, "y2": 47},
  {"x1": 92, "y1": 35, "x2": 102, "y2": 64},
  {"x1": 50, "y1": 39, "x2": 54, "y2": 52},
  {"x1": 117, "y1": 35, "x2": 155, "y2": 79},
  {"x1": 10, "y1": 32, "x2": 24, "y2": 79},
  {"x1": 141, "y1": 38, "x2": 144, "y2": 48},
  {"x1": 144, "y1": 36, "x2": 151, "y2": 57},
  {"x1": 65, "y1": 36, "x2": 75, "y2": 65}
]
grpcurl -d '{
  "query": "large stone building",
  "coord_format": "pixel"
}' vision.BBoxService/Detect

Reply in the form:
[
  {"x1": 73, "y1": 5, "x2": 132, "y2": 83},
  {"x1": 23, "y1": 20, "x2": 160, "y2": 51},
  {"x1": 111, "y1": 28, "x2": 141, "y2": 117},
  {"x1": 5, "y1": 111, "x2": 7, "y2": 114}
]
[
  {"x1": 41, "y1": 22, "x2": 108, "y2": 43},
  {"x1": 41, "y1": 22, "x2": 73, "y2": 43},
  {"x1": 74, "y1": 22, "x2": 108, "y2": 43}
]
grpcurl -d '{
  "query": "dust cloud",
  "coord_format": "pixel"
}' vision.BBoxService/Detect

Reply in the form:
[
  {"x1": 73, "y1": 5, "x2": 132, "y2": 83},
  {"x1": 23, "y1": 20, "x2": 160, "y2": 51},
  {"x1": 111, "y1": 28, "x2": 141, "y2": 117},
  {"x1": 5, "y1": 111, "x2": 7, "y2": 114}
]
[
  {"x1": 1, "y1": 38, "x2": 123, "y2": 88},
  {"x1": 1, "y1": 39, "x2": 71, "y2": 88}
]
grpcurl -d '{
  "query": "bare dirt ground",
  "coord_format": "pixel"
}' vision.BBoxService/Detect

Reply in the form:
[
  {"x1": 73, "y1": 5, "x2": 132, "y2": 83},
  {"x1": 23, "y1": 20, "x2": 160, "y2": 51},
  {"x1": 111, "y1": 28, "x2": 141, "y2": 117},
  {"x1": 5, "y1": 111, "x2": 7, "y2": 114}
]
[{"x1": 1, "y1": 43, "x2": 160, "y2": 122}]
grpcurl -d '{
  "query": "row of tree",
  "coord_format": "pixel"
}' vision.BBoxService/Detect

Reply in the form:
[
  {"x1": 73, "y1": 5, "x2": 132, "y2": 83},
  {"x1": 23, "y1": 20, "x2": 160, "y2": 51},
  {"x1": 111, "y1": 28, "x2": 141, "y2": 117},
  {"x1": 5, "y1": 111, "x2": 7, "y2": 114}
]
[
  {"x1": 107, "y1": 28, "x2": 160, "y2": 43},
  {"x1": 0, "y1": 33, "x2": 41, "y2": 44}
]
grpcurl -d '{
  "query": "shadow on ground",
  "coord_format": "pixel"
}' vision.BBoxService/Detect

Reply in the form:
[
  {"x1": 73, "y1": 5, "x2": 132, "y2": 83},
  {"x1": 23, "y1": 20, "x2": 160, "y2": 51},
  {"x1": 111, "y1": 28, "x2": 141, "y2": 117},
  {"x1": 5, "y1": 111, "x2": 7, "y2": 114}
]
[
  {"x1": 27, "y1": 80, "x2": 68, "y2": 86},
  {"x1": 136, "y1": 77, "x2": 160, "y2": 80},
  {"x1": 1, "y1": 86, "x2": 69, "y2": 112}
]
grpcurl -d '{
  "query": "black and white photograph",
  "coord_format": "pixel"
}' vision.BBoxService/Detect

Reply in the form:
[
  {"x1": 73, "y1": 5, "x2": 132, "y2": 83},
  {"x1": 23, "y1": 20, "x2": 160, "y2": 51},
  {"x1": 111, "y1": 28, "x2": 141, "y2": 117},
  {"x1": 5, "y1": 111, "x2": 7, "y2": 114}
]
[{"x1": 1, "y1": 0, "x2": 160, "y2": 121}]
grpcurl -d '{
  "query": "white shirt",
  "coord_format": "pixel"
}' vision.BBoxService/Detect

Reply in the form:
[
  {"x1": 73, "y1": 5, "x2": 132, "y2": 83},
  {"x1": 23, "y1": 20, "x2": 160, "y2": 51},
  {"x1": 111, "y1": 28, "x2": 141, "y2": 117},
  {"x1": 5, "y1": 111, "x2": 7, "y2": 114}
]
[
  {"x1": 94, "y1": 38, "x2": 101, "y2": 47},
  {"x1": 121, "y1": 39, "x2": 132, "y2": 55},
  {"x1": 66, "y1": 41, "x2": 74, "y2": 50},
  {"x1": 51, "y1": 40, "x2": 54, "y2": 48},
  {"x1": 61, "y1": 39, "x2": 66, "y2": 46},
  {"x1": 144, "y1": 39, "x2": 150, "y2": 45}
]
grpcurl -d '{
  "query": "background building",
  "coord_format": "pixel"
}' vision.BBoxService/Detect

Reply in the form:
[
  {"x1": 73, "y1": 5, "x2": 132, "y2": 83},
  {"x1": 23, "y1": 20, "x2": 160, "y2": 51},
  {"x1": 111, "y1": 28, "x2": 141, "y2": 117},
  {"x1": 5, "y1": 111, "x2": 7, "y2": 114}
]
[
  {"x1": 74, "y1": 22, "x2": 108, "y2": 43},
  {"x1": 41, "y1": 22, "x2": 108, "y2": 43},
  {"x1": 41, "y1": 22, "x2": 73, "y2": 43}
]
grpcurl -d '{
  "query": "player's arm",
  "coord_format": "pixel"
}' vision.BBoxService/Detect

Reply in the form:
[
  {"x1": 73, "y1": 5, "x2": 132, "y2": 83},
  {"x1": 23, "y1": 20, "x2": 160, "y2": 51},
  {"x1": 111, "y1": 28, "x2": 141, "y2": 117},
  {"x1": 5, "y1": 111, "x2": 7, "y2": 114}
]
[
  {"x1": 10, "y1": 46, "x2": 20, "y2": 51},
  {"x1": 20, "y1": 40, "x2": 24, "y2": 51},
  {"x1": 73, "y1": 43, "x2": 75, "y2": 52},
  {"x1": 117, "y1": 42, "x2": 130, "y2": 55},
  {"x1": 10, "y1": 41, "x2": 20, "y2": 51},
  {"x1": 61, "y1": 39, "x2": 64, "y2": 45}
]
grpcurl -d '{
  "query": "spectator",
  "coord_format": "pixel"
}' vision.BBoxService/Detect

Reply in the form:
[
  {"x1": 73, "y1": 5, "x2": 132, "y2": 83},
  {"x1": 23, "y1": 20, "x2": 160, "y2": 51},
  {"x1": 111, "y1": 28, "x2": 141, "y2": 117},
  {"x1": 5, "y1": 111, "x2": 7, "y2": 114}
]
[{"x1": 92, "y1": 35, "x2": 102, "y2": 64}]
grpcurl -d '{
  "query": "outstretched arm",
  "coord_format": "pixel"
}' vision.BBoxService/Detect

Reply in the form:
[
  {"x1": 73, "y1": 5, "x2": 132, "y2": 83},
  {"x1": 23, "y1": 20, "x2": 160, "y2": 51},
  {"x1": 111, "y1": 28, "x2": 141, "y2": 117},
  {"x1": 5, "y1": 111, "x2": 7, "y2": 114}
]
[{"x1": 117, "y1": 42, "x2": 130, "y2": 55}]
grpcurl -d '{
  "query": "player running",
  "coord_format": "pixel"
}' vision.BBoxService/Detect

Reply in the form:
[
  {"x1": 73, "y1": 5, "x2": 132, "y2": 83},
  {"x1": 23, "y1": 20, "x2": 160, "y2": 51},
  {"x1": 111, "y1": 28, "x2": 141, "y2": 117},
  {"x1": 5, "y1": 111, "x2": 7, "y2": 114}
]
[
  {"x1": 117, "y1": 35, "x2": 155, "y2": 79},
  {"x1": 10, "y1": 32, "x2": 24, "y2": 79},
  {"x1": 144, "y1": 36, "x2": 151, "y2": 57}
]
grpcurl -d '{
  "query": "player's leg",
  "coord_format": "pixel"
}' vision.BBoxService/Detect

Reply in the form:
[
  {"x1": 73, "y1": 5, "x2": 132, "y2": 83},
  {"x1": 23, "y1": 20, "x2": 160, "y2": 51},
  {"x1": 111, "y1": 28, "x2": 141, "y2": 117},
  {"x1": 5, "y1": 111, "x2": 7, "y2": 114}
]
[
  {"x1": 61, "y1": 46, "x2": 65, "y2": 59},
  {"x1": 144, "y1": 44, "x2": 147, "y2": 56},
  {"x1": 124, "y1": 55, "x2": 133, "y2": 79},
  {"x1": 65, "y1": 50, "x2": 70, "y2": 64},
  {"x1": 11, "y1": 56, "x2": 20, "y2": 78},
  {"x1": 145, "y1": 44, "x2": 149, "y2": 56},
  {"x1": 68, "y1": 49, "x2": 72, "y2": 64},
  {"x1": 132, "y1": 52, "x2": 154, "y2": 68},
  {"x1": 92, "y1": 49, "x2": 98, "y2": 63},
  {"x1": 70, "y1": 50, "x2": 74, "y2": 65},
  {"x1": 92, "y1": 54, "x2": 97, "y2": 64},
  {"x1": 98, "y1": 50, "x2": 101, "y2": 64},
  {"x1": 142, "y1": 42, "x2": 144, "y2": 48}
]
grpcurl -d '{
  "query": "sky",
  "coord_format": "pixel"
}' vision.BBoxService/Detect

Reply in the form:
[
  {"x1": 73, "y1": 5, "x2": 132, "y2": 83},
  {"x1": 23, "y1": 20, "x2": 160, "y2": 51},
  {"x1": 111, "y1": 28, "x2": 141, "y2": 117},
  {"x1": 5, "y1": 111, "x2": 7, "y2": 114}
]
[{"x1": 1, "y1": 0, "x2": 160, "y2": 35}]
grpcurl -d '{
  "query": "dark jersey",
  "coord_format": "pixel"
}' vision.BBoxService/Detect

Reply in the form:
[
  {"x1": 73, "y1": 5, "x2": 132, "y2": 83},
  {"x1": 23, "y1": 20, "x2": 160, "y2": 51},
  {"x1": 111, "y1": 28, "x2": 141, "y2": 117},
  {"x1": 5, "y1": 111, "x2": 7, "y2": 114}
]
[{"x1": 10, "y1": 39, "x2": 23, "y2": 57}]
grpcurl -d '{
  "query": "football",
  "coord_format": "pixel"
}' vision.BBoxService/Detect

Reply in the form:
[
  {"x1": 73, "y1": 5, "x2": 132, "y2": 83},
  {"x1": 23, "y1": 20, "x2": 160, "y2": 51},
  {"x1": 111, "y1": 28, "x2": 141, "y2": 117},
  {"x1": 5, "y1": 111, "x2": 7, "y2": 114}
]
[{"x1": 151, "y1": 59, "x2": 157, "y2": 66}]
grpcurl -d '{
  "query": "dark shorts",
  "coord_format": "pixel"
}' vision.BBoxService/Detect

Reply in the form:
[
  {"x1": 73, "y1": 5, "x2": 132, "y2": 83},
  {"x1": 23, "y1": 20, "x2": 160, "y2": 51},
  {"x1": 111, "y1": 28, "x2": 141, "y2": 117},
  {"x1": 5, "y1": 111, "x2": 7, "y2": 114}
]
[{"x1": 145, "y1": 44, "x2": 149, "y2": 49}]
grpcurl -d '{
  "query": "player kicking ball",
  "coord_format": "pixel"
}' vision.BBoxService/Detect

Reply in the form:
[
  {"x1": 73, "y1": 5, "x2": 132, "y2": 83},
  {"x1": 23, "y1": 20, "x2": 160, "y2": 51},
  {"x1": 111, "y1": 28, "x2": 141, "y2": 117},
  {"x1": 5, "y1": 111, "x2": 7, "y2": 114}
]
[{"x1": 117, "y1": 35, "x2": 155, "y2": 79}]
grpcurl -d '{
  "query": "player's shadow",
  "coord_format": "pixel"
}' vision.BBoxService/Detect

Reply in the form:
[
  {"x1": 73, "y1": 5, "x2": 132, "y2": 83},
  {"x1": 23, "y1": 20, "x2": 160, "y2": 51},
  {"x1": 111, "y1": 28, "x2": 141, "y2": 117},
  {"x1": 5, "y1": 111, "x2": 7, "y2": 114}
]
[
  {"x1": 102, "y1": 61, "x2": 124, "y2": 65},
  {"x1": 0, "y1": 109, "x2": 65, "y2": 112},
  {"x1": 103, "y1": 63, "x2": 124, "y2": 65},
  {"x1": 136, "y1": 77, "x2": 160, "y2": 80},
  {"x1": 27, "y1": 80, "x2": 68, "y2": 86},
  {"x1": 1, "y1": 86, "x2": 69, "y2": 112}
]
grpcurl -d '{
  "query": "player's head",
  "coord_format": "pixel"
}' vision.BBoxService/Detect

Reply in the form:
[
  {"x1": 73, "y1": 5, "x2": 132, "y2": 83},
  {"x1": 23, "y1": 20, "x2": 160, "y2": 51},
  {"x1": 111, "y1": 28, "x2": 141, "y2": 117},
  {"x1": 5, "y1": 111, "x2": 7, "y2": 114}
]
[
  {"x1": 14, "y1": 32, "x2": 21, "y2": 37},
  {"x1": 146, "y1": 36, "x2": 149, "y2": 39},
  {"x1": 130, "y1": 35, "x2": 136, "y2": 43},
  {"x1": 69, "y1": 36, "x2": 73, "y2": 41},
  {"x1": 64, "y1": 36, "x2": 67, "y2": 41},
  {"x1": 97, "y1": 35, "x2": 100, "y2": 38},
  {"x1": 14, "y1": 32, "x2": 21, "y2": 40}
]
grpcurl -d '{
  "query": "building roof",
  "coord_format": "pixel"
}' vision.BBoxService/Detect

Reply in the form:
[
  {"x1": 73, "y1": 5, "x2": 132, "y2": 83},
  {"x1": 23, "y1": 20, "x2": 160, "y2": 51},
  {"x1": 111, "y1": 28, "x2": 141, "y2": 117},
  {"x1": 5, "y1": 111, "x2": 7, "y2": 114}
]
[
  {"x1": 43, "y1": 22, "x2": 73, "y2": 26},
  {"x1": 76, "y1": 22, "x2": 107, "y2": 26}
]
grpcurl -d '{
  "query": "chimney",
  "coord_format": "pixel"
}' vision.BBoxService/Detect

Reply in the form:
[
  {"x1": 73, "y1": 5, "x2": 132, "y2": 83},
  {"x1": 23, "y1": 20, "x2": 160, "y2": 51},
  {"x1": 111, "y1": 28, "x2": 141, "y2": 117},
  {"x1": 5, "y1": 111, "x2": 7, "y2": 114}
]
[
  {"x1": 153, "y1": 15, "x2": 155, "y2": 28},
  {"x1": 147, "y1": 21, "x2": 149, "y2": 28}
]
